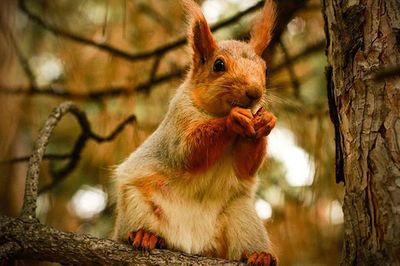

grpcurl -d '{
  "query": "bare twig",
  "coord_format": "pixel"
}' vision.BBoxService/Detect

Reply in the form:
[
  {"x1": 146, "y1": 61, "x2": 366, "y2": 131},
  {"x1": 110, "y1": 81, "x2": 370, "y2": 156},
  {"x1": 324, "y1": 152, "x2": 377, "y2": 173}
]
[
  {"x1": 4, "y1": 0, "x2": 312, "y2": 101},
  {"x1": 138, "y1": 2, "x2": 174, "y2": 33},
  {"x1": 279, "y1": 40, "x2": 301, "y2": 98},
  {"x1": 40, "y1": 112, "x2": 136, "y2": 193},
  {"x1": 18, "y1": 102, "x2": 135, "y2": 217},
  {"x1": 0, "y1": 38, "x2": 323, "y2": 101},
  {"x1": 269, "y1": 40, "x2": 325, "y2": 74},
  {"x1": 149, "y1": 55, "x2": 163, "y2": 83},
  {"x1": 0, "y1": 68, "x2": 184, "y2": 99},
  {"x1": 10, "y1": 33, "x2": 38, "y2": 88},
  {"x1": 19, "y1": 0, "x2": 263, "y2": 62},
  {"x1": 0, "y1": 153, "x2": 70, "y2": 164}
]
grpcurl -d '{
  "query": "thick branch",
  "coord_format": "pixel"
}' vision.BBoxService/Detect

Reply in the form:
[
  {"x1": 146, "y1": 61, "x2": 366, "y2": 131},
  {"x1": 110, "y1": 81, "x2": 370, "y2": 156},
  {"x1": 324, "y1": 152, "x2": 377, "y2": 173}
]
[{"x1": 0, "y1": 216, "x2": 241, "y2": 265}]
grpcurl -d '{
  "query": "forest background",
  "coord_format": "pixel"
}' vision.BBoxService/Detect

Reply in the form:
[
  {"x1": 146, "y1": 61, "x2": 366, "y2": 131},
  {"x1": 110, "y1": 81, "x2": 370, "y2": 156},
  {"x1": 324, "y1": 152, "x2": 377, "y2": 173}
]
[{"x1": 0, "y1": 0, "x2": 343, "y2": 265}]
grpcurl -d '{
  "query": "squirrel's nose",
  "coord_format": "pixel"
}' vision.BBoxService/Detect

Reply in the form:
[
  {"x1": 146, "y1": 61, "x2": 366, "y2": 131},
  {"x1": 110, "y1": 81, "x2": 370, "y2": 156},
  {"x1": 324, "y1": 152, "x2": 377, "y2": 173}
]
[{"x1": 245, "y1": 89, "x2": 261, "y2": 101}]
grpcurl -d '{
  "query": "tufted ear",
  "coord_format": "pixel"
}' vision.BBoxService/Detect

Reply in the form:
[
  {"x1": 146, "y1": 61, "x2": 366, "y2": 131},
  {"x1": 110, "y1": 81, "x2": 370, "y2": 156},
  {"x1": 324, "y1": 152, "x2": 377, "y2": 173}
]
[
  {"x1": 249, "y1": 0, "x2": 277, "y2": 56},
  {"x1": 183, "y1": 0, "x2": 217, "y2": 65}
]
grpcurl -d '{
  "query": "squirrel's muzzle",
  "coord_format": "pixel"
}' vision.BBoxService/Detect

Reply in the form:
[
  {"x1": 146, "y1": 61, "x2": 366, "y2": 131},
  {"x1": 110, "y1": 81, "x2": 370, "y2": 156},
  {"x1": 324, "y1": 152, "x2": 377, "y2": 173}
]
[{"x1": 245, "y1": 88, "x2": 262, "y2": 102}]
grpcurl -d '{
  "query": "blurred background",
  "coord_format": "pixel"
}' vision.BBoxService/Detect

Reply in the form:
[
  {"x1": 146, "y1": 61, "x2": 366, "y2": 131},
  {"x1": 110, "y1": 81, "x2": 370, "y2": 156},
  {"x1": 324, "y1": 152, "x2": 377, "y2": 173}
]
[{"x1": 0, "y1": 0, "x2": 343, "y2": 265}]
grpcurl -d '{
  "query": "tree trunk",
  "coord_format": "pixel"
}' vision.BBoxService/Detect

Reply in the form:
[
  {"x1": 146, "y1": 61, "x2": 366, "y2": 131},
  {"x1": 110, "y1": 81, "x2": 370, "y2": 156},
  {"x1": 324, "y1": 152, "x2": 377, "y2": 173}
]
[{"x1": 322, "y1": 0, "x2": 400, "y2": 264}]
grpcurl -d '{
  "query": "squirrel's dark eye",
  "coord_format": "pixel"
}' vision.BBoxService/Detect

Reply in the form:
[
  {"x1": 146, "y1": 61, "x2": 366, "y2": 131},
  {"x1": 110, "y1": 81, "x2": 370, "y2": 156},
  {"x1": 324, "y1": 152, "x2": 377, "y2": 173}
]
[{"x1": 213, "y1": 59, "x2": 225, "y2": 72}]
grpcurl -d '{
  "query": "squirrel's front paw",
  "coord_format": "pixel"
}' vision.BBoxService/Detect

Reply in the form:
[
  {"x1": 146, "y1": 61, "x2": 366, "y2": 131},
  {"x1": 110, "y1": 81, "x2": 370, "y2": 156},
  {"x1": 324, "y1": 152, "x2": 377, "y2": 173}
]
[
  {"x1": 227, "y1": 107, "x2": 256, "y2": 138},
  {"x1": 241, "y1": 251, "x2": 277, "y2": 266},
  {"x1": 253, "y1": 107, "x2": 276, "y2": 138},
  {"x1": 128, "y1": 229, "x2": 165, "y2": 250}
]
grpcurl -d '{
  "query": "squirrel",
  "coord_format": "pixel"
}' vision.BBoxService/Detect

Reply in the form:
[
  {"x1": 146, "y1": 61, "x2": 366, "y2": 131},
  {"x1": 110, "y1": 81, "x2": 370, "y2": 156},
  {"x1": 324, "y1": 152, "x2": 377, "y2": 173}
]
[{"x1": 112, "y1": 0, "x2": 277, "y2": 265}]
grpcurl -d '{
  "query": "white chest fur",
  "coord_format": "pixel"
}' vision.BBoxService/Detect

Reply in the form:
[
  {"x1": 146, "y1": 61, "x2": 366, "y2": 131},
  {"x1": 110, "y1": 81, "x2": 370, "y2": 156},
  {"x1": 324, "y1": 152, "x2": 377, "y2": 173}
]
[{"x1": 151, "y1": 153, "x2": 241, "y2": 254}]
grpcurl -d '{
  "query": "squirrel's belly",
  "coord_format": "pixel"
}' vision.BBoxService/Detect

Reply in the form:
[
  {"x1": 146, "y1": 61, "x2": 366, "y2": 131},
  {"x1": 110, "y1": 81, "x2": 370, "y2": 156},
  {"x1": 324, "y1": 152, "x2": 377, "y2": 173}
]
[{"x1": 153, "y1": 194, "x2": 222, "y2": 254}]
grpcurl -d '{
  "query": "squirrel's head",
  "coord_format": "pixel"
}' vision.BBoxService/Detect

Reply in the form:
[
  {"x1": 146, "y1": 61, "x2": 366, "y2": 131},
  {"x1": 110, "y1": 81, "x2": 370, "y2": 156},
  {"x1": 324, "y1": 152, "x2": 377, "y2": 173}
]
[{"x1": 183, "y1": 0, "x2": 276, "y2": 116}]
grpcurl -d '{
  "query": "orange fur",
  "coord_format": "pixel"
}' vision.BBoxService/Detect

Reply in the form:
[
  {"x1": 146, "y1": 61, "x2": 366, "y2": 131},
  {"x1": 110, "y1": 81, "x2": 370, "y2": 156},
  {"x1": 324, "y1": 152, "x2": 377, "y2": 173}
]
[
  {"x1": 233, "y1": 137, "x2": 267, "y2": 180},
  {"x1": 189, "y1": 43, "x2": 267, "y2": 117},
  {"x1": 215, "y1": 221, "x2": 228, "y2": 258},
  {"x1": 183, "y1": 0, "x2": 217, "y2": 65},
  {"x1": 131, "y1": 174, "x2": 168, "y2": 219},
  {"x1": 185, "y1": 117, "x2": 233, "y2": 173},
  {"x1": 114, "y1": 1, "x2": 278, "y2": 264},
  {"x1": 249, "y1": 0, "x2": 277, "y2": 56},
  {"x1": 232, "y1": 108, "x2": 276, "y2": 179}
]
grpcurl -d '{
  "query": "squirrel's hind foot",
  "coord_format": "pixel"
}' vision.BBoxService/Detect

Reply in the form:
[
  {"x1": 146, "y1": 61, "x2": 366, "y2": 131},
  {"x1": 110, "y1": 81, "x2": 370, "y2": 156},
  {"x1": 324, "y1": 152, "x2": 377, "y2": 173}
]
[
  {"x1": 241, "y1": 251, "x2": 277, "y2": 266},
  {"x1": 128, "y1": 229, "x2": 165, "y2": 250}
]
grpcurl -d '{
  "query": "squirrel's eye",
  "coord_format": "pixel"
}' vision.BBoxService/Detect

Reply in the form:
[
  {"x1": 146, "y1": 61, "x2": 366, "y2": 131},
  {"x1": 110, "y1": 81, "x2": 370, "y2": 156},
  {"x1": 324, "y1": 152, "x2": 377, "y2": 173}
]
[{"x1": 213, "y1": 59, "x2": 225, "y2": 72}]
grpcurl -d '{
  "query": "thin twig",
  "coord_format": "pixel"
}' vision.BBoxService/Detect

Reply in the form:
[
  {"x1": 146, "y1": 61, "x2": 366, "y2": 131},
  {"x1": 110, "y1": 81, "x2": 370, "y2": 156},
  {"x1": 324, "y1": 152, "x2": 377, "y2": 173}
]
[
  {"x1": 19, "y1": 0, "x2": 263, "y2": 62},
  {"x1": 0, "y1": 38, "x2": 324, "y2": 101},
  {"x1": 0, "y1": 68, "x2": 184, "y2": 100},
  {"x1": 40, "y1": 113, "x2": 136, "y2": 194},
  {"x1": 10, "y1": 33, "x2": 38, "y2": 88},
  {"x1": 149, "y1": 55, "x2": 163, "y2": 83},
  {"x1": 269, "y1": 40, "x2": 325, "y2": 74},
  {"x1": 0, "y1": 153, "x2": 70, "y2": 164},
  {"x1": 19, "y1": 102, "x2": 136, "y2": 218},
  {"x1": 279, "y1": 39, "x2": 301, "y2": 98}
]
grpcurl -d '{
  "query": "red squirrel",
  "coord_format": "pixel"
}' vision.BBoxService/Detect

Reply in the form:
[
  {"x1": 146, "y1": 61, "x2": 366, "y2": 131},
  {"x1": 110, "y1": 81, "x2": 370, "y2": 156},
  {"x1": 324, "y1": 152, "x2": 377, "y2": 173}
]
[{"x1": 113, "y1": 0, "x2": 277, "y2": 265}]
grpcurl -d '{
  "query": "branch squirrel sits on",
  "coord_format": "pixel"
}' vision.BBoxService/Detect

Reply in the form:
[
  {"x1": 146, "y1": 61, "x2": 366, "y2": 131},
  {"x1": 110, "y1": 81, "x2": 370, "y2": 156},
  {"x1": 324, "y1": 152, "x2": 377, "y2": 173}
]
[{"x1": 112, "y1": 0, "x2": 277, "y2": 265}]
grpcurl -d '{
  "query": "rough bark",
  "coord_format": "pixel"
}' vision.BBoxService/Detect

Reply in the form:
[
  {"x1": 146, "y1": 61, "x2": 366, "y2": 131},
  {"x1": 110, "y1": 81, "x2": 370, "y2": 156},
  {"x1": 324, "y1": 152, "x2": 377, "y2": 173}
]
[
  {"x1": 323, "y1": 0, "x2": 400, "y2": 265},
  {"x1": 0, "y1": 102, "x2": 242, "y2": 265},
  {"x1": 0, "y1": 216, "x2": 238, "y2": 265}
]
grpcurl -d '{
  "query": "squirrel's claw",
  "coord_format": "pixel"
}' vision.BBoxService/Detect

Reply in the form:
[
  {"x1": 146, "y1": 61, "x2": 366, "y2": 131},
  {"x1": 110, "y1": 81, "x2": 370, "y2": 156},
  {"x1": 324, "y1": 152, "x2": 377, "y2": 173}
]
[
  {"x1": 241, "y1": 251, "x2": 277, "y2": 266},
  {"x1": 128, "y1": 229, "x2": 165, "y2": 250}
]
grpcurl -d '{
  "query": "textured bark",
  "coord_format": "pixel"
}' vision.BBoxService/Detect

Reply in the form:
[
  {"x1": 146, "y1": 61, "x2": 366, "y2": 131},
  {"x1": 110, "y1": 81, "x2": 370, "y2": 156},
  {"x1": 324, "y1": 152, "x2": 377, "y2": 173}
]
[
  {"x1": 323, "y1": 0, "x2": 400, "y2": 265},
  {"x1": 0, "y1": 216, "x2": 239, "y2": 265},
  {"x1": 0, "y1": 102, "x2": 242, "y2": 265}
]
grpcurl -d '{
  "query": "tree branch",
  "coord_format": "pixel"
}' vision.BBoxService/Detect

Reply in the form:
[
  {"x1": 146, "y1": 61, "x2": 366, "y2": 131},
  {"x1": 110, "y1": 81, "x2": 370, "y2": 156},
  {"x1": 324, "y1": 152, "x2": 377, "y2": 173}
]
[
  {"x1": 20, "y1": 102, "x2": 75, "y2": 219},
  {"x1": 269, "y1": 40, "x2": 325, "y2": 74},
  {"x1": 19, "y1": 0, "x2": 263, "y2": 62},
  {"x1": 0, "y1": 68, "x2": 184, "y2": 100},
  {"x1": 0, "y1": 102, "x2": 243, "y2": 265},
  {"x1": 1, "y1": 104, "x2": 136, "y2": 194},
  {"x1": 10, "y1": 35, "x2": 38, "y2": 88},
  {"x1": 278, "y1": 40, "x2": 301, "y2": 98},
  {"x1": 0, "y1": 39, "x2": 324, "y2": 101},
  {"x1": 0, "y1": 216, "x2": 240, "y2": 265}
]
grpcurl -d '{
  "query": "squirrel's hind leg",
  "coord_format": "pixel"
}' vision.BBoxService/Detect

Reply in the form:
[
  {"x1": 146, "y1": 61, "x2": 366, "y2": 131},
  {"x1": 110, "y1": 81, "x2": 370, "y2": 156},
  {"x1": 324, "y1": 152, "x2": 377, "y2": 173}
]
[
  {"x1": 112, "y1": 173, "x2": 168, "y2": 244},
  {"x1": 218, "y1": 196, "x2": 276, "y2": 264}
]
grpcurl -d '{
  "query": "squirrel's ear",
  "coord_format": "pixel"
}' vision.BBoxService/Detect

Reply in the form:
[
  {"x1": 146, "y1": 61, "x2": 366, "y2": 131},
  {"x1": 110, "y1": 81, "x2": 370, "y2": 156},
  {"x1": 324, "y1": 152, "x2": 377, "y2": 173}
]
[
  {"x1": 183, "y1": 0, "x2": 217, "y2": 64},
  {"x1": 249, "y1": 0, "x2": 277, "y2": 56}
]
